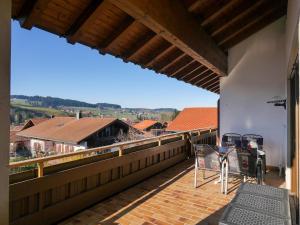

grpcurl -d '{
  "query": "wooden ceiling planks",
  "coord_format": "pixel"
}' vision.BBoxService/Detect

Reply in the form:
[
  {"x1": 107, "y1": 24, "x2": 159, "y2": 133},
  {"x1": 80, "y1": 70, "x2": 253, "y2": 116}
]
[
  {"x1": 184, "y1": 0, "x2": 287, "y2": 50},
  {"x1": 109, "y1": 0, "x2": 227, "y2": 76},
  {"x1": 12, "y1": 0, "x2": 287, "y2": 94}
]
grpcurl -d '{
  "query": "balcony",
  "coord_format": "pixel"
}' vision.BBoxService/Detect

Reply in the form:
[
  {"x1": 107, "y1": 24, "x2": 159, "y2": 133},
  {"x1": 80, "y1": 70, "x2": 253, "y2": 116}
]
[
  {"x1": 59, "y1": 159, "x2": 284, "y2": 225},
  {"x1": 8, "y1": 129, "x2": 285, "y2": 225}
]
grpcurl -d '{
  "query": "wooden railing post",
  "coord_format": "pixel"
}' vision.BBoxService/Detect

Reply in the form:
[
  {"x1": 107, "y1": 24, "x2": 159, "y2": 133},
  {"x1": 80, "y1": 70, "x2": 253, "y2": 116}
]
[
  {"x1": 187, "y1": 131, "x2": 193, "y2": 158},
  {"x1": 181, "y1": 134, "x2": 185, "y2": 140},
  {"x1": 37, "y1": 162, "x2": 44, "y2": 177},
  {"x1": 119, "y1": 146, "x2": 124, "y2": 156},
  {"x1": 158, "y1": 138, "x2": 161, "y2": 146}
]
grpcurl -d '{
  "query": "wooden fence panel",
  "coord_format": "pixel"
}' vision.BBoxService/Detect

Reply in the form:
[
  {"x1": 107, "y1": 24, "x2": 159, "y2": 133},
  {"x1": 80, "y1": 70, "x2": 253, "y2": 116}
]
[
  {"x1": 10, "y1": 139, "x2": 192, "y2": 225},
  {"x1": 9, "y1": 130, "x2": 216, "y2": 225}
]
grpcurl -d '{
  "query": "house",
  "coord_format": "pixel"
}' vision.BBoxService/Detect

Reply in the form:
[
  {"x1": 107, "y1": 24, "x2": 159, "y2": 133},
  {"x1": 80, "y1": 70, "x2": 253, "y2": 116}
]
[
  {"x1": 133, "y1": 119, "x2": 164, "y2": 136},
  {"x1": 17, "y1": 116, "x2": 136, "y2": 156},
  {"x1": 166, "y1": 108, "x2": 218, "y2": 132},
  {"x1": 22, "y1": 118, "x2": 49, "y2": 130},
  {"x1": 9, "y1": 118, "x2": 49, "y2": 157}
]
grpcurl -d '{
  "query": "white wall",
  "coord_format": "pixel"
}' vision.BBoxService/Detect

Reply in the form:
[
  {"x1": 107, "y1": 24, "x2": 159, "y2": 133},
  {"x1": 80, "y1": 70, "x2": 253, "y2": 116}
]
[
  {"x1": 55, "y1": 142, "x2": 87, "y2": 154},
  {"x1": 220, "y1": 18, "x2": 287, "y2": 167}
]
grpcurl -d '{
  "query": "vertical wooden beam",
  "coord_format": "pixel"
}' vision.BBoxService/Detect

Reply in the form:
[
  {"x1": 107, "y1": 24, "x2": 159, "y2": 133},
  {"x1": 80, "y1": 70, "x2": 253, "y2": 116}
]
[{"x1": 0, "y1": 0, "x2": 10, "y2": 224}]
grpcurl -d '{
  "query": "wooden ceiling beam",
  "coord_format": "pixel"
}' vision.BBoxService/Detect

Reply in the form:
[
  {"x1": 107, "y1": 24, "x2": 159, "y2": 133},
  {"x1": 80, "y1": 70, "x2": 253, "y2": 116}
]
[
  {"x1": 177, "y1": 64, "x2": 203, "y2": 80},
  {"x1": 201, "y1": 76, "x2": 219, "y2": 88},
  {"x1": 165, "y1": 56, "x2": 194, "y2": 75},
  {"x1": 209, "y1": 85, "x2": 220, "y2": 93},
  {"x1": 191, "y1": 69, "x2": 214, "y2": 84},
  {"x1": 187, "y1": 68, "x2": 210, "y2": 82},
  {"x1": 66, "y1": 0, "x2": 104, "y2": 44},
  {"x1": 205, "y1": 79, "x2": 220, "y2": 90},
  {"x1": 122, "y1": 32, "x2": 157, "y2": 61},
  {"x1": 187, "y1": 0, "x2": 204, "y2": 12},
  {"x1": 158, "y1": 52, "x2": 186, "y2": 73},
  {"x1": 201, "y1": 0, "x2": 242, "y2": 27},
  {"x1": 16, "y1": 0, "x2": 37, "y2": 20},
  {"x1": 109, "y1": 0, "x2": 227, "y2": 76},
  {"x1": 181, "y1": 66, "x2": 206, "y2": 82},
  {"x1": 171, "y1": 60, "x2": 199, "y2": 77},
  {"x1": 144, "y1": 45, "x2": 175, "y2": 67},
  {"x1": 99, "y1": 17, "x2": 135, "y2": 52},
  {"x1": 218, "y1": 5, "x2": 286, "y2": 48},
  {"x1": 18, "y1": 0, "x2": 50, "y2": 29},
  {"x1": 211, "y1": 0, "x2": 267, "y2": 38},
  {"x1": 193, "y1": 71, "x2": 215, "y2": 85}
]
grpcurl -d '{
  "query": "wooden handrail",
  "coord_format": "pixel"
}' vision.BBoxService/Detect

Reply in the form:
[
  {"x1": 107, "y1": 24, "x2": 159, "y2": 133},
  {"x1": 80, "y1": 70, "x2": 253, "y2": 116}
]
[{"x1": 9, "y1": 127, "x2": 216, "y2": 171}]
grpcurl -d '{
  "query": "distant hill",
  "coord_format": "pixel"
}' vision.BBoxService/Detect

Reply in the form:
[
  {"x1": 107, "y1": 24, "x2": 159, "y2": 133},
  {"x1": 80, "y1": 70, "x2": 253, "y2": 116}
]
[
  {"x1": 11, "y1": 95, "x2": 121, "y2": 109},
  {"x1": 124, "y1": 108, "x2": 176, "y2": 113},
  {"x1": 10, "y1": 95, "x2": 178, "y2": 125}
]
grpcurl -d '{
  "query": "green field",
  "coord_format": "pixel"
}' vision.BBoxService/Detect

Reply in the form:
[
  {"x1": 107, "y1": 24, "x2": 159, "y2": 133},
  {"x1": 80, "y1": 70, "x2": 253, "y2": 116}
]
[
  {"x1": 11, "y1": 103, "x2": 68, "y2": 116},
  {"x1": 11, "y1": 97, "x2": 177, "y2": 125}
]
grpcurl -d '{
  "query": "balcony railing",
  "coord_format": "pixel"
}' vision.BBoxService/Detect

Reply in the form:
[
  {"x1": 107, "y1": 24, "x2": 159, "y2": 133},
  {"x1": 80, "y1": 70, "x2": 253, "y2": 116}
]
[{"x1": 8, "y1": 128, "x2": 217, "y2": 225}]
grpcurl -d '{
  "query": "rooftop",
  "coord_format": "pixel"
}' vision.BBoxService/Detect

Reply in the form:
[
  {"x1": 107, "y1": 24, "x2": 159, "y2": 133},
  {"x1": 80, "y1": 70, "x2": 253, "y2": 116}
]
[
  {"x1": 167, "y1": 107, "x2": 217, "y2": 131},
  {"x1": 59, "y1": 159, "x2": 284, "y2": 225},
  {"x1": 133, "y1": 120, "x2": 160, "y2": 131},
  {"x1": 17, "y1": 117, "x2": 122, "y2": 144}
]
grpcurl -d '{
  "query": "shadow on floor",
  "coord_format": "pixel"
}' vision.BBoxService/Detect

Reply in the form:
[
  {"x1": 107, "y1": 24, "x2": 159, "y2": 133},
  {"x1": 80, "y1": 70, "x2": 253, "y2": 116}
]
[
  {"x1": 59, "y1": 159, "x2": 196, "y2": 225},
  {"x1": 59, "y1": 159, "x2": 285, "y2": 225}
]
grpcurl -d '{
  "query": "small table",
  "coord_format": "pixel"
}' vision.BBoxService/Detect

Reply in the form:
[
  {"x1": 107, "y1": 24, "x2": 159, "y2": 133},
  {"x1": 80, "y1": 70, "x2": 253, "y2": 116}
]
[{"x1": 219, "y1": 183, "x2": 291, "y2": 225}]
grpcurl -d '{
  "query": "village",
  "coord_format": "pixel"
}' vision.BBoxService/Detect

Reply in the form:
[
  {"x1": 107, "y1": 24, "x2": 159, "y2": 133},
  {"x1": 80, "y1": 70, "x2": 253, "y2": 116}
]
[{"x1": 10, "y1": 107, "x2": 218, "y2": 162}]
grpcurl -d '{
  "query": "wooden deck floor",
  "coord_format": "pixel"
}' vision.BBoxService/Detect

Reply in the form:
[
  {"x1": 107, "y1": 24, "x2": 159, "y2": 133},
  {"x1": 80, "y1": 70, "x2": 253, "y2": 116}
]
[{"x1": 59, "y1": 159, "x2": 285, "y2": 225}]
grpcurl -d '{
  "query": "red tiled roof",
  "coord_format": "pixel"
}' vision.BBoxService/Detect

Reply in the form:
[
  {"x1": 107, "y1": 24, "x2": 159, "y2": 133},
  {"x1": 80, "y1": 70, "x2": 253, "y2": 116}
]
[
  {"x1": 17, "y1": 117, "x2": 121, "y2": 144},
  {"x1": 29, "y1": 118, "x2": 49, "y2": 125},
  {"x1": 133, "y1": 120, "x2": 160, "y2": 131},
  {"x1": 22, "y1": 118, "x2": 50, "y2": 130},
  {"x1": 166, "y1": 107, "x2": 218, "y2": 131}
]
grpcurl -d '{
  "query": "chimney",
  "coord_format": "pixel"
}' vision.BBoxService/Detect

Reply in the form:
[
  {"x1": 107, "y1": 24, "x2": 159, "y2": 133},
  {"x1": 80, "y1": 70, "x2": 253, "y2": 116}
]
[{"x1": 76, "y1": 110, "x2": 82, "y2": 120}]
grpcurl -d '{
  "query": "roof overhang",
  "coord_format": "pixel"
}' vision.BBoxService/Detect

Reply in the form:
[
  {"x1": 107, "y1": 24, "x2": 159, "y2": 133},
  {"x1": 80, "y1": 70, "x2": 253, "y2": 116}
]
[{"x1": 12, "y1": 0, "x2": 287, "y2": 93}]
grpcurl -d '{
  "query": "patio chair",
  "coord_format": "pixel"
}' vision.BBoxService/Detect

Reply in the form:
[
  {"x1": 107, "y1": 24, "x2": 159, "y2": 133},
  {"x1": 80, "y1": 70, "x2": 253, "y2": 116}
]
[
  {"x1": 193, "y1": 144, "x2": 219, "y2": 188},
  {"x1": 242, "y1": 134, "x2": 266, "y2": 184},
  {"x1": 222, "y1": 133, "x2": 242, "y2": 148}
]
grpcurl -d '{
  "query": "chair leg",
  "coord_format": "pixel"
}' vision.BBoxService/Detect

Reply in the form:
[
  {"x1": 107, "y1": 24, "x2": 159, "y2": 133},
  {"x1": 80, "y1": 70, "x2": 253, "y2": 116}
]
[
  {"x1": 225, "y1": 162, "x2": 229, "y2": 195},
  {"x1": 194, "y1": 158, "x2": 197, "y2": 188},
  {"x1": 221, "y1": 161, "x2": 224, "y2": 193}
]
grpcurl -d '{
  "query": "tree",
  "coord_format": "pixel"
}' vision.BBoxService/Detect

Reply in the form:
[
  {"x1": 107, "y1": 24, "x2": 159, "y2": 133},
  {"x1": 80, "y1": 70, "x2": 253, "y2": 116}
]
[{"x1": 115, "y1": 127, "x2": 143, "y2": 142}]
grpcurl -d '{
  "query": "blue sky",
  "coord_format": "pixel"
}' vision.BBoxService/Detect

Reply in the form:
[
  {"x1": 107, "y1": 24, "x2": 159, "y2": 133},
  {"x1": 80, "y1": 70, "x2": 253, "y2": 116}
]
[{"x1": 11, "y1": 21, "x2": 218, "y2": 110}]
